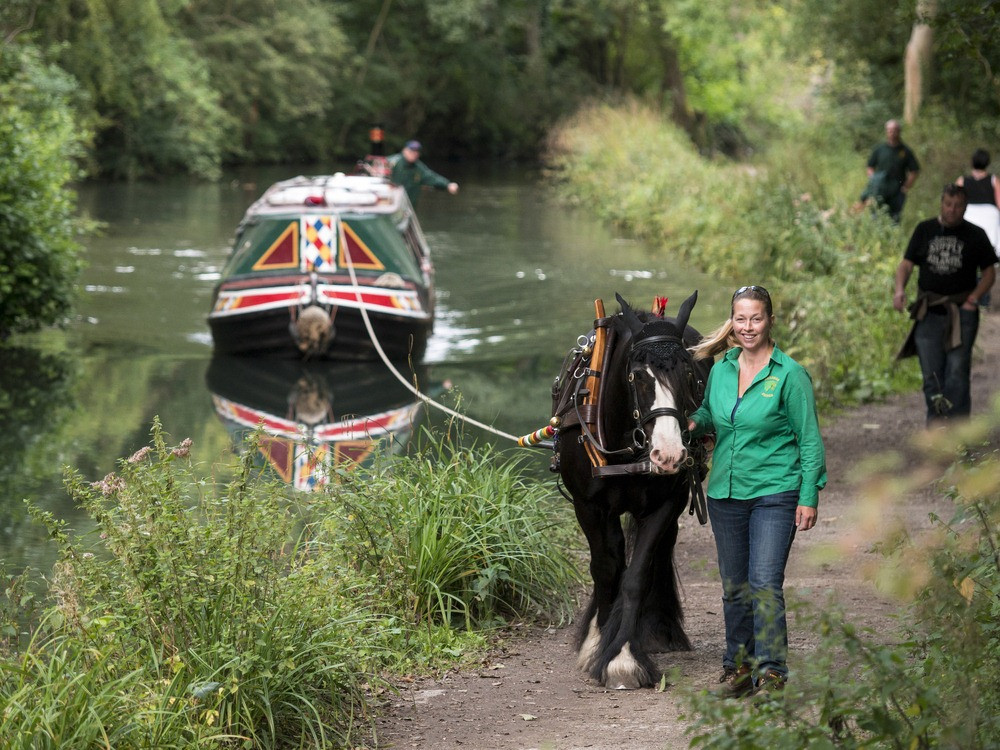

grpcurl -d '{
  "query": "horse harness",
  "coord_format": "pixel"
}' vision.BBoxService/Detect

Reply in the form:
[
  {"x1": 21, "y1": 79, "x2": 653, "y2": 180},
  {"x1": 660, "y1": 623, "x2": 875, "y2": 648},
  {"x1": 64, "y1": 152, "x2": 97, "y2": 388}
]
[{"x1": 549, "y1": 310, "x2": 709, "y2": 524}]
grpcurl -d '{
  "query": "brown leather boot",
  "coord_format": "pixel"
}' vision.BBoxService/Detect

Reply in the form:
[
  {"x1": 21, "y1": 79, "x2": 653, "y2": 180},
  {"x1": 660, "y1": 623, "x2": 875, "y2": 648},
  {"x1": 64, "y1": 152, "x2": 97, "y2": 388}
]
[
  {"x1": 714, "y1": 664, "x2": 753, "y2": 698},
  {"x1": 753, "y1": 669, "x2": 787, "y2": 697}
]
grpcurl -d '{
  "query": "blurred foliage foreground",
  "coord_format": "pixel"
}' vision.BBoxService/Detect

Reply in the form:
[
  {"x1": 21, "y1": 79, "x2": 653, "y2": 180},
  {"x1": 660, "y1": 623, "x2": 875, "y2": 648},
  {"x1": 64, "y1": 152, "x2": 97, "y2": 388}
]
[
  {"x1": 683, "y1": 399, "x2": 1000, "y2": 750},
  {"x1": 0, "y1": 421, "x2": 581, "y2": 749}
]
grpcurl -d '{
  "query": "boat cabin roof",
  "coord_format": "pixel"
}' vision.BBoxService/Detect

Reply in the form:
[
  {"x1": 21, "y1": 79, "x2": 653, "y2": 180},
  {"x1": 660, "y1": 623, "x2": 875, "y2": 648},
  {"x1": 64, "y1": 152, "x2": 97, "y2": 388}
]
[{"x1": 247, "y1": 174, "x2": 405, "y2": 217}]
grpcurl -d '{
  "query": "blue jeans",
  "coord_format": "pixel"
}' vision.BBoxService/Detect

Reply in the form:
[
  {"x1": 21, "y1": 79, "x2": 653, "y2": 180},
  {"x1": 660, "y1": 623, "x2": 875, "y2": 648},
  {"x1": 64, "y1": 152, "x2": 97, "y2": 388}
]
[
  {"x1": 708, "y1": 490, "x2": 798, "y2": 678},
  {"x1": 912, "y1": 308, "x2": 979, "y2": 422}
]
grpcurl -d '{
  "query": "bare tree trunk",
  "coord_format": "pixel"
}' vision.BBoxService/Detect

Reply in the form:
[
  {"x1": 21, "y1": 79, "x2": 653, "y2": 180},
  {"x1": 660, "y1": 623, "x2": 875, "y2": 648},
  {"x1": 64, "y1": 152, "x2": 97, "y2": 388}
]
[{"x1": 904, "y1": 0, "x2": 937, "y2": 124}]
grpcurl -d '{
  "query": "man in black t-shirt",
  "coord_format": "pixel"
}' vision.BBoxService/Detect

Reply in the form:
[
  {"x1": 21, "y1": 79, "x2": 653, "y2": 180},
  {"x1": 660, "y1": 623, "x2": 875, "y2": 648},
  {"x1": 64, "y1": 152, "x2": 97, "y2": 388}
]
[{"x1": 893, "y1": 184, "x2": 996, "y2": 421}]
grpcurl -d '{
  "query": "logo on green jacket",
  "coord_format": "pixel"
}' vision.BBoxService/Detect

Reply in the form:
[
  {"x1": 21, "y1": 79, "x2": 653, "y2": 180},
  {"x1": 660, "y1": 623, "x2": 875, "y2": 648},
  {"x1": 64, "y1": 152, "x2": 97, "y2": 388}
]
[{"x1": 762, "y1": 376, "x2": 780, "y2": 397}]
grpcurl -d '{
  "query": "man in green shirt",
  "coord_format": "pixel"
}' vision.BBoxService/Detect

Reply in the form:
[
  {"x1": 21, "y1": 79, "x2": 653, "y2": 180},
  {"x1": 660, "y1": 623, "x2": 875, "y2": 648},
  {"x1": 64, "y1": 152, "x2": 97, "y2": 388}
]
[
  {"x1": 388, "y1": 140, "x2": 459, "y2": 209},
  {"x1": 862, "y1": 119, "x2": 920, "y2": 222}
]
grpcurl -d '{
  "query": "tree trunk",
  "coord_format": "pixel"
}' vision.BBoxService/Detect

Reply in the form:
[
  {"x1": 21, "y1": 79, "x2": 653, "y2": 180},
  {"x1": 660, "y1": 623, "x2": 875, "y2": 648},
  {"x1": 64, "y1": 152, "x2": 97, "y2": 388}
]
[
  {"x1": 904, "y1": 0, "x2": 937, "y2": 124},
  {"x1": 334, "y1": 0, "x2": 394, "y2": 154}
]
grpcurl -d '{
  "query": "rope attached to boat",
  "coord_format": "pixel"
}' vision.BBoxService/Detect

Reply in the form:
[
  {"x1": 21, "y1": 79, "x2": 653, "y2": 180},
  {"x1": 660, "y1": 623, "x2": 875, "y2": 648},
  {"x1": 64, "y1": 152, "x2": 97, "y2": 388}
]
[{"x1": 341, "y1": 246, "x2": 526, "y2": 444}]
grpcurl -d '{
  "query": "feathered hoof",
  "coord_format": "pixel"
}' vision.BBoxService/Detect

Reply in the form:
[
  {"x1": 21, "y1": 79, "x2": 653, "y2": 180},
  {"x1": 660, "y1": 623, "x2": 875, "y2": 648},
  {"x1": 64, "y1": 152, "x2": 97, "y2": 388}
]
[{"x1": 603, "y1": 644, "x2": 651, "y2": 690}]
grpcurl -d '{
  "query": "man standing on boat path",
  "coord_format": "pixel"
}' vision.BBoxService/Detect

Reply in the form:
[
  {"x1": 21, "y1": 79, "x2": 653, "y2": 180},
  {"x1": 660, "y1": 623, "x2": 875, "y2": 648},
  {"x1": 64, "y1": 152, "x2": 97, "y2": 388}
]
[
  {"x1": 861, "y1": 119, "x2": 920, "y2": 223},
  {"x1": 388, "y1": 140, "x2": 459, "y2": 209}
]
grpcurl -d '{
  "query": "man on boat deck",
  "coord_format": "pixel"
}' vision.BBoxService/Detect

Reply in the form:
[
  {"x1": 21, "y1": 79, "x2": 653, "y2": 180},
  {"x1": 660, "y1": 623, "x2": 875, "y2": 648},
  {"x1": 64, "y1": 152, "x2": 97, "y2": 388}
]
[{"x1": 388, "y1": 140, "x2": 459, "y2": 208}]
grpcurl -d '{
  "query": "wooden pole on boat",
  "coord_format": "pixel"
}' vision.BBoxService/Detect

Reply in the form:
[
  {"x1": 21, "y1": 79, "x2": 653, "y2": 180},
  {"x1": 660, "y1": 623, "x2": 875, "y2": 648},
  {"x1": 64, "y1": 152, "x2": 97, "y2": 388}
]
[{"x1": 583, "y1": 299, "x2": 608, "y2": 469}]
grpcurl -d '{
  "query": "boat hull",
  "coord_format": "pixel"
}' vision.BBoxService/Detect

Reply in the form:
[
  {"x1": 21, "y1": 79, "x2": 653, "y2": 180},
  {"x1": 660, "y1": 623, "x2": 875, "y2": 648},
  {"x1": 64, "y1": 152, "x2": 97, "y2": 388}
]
[{"x1": 208, "y1": 301, "x2": 431, "y2": 360}]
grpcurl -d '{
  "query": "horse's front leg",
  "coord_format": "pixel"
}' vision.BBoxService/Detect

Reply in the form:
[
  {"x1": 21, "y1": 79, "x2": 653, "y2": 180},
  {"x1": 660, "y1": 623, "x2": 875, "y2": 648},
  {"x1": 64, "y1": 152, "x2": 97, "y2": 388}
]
[
  {"x1": 572, "y1": 491, "x2": 625, "y2": 673},
  {"x1": 601, "y1": 500, "x2": 677, "y2": 689},
  {"x1": 640, "y1": 501, "x2": 691, "y2": 653}
]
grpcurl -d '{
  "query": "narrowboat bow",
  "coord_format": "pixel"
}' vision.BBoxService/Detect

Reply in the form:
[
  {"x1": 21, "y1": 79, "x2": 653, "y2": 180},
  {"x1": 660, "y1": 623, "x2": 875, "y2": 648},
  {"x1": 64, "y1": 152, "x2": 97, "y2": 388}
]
[{"x1": 209, "y1": 173, "x2": 435, "y2": 360}]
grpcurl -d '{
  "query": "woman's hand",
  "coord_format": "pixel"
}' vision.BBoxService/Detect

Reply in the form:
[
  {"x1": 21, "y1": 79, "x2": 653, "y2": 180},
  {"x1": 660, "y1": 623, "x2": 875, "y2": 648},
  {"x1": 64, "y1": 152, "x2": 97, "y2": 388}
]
[{"x1": 795, "y1": 505, "x2": 817, "y2": 531}]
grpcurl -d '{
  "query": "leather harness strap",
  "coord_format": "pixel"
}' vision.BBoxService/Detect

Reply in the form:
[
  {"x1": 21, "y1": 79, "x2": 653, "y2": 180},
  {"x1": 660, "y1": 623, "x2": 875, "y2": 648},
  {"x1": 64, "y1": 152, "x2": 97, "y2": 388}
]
[{"x1": 582, "y1": 300, "x2": 609, "y2": 469}]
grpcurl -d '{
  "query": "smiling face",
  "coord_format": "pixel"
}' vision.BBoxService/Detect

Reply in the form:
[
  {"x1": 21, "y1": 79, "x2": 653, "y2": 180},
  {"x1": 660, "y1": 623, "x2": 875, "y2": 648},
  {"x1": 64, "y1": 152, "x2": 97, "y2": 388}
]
[{"x1": 731, "y1": 298, "x2": 773, "y2": 354}]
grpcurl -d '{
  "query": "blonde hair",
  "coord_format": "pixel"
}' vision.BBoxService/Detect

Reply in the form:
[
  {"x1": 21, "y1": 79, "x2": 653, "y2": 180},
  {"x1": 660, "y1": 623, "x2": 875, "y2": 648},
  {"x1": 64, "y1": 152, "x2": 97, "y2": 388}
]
[{"x1": 690, "y1": 320, "x2": 739, "y2": 361}]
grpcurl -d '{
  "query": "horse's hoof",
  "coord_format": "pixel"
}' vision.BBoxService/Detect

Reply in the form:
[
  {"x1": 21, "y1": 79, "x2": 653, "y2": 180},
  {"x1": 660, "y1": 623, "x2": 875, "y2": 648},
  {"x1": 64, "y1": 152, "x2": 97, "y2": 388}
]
[{"x1": 604, "y1": 644, "x2": 645, "y2": 690}]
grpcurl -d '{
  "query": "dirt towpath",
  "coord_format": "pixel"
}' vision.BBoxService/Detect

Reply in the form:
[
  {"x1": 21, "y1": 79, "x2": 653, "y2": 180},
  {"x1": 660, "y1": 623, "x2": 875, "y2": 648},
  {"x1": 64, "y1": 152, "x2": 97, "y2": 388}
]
[{"x1": 373, "y1": 314, "x2": 1000, "y2": 750}]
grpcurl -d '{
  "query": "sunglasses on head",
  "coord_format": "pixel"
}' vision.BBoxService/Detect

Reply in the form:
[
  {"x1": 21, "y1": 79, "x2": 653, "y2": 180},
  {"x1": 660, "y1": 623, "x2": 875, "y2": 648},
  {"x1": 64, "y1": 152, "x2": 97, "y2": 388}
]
[{"x1": 733, "y1": 285, "x2": 770, "y2": 301}]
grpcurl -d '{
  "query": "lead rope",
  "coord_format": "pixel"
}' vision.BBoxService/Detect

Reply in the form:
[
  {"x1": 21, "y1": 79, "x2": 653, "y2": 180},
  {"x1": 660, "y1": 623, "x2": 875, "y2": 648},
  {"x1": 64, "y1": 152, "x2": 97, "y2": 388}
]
[{"x1": 341, "y1": 233, "x2": 523, "y2": 444}]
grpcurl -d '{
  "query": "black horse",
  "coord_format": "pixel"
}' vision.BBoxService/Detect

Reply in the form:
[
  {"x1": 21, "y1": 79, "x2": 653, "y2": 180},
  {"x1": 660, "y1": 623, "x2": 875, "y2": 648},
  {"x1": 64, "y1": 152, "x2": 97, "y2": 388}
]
[{"x1": 552, "y1": 291, "x2": 708, "y2": 689}]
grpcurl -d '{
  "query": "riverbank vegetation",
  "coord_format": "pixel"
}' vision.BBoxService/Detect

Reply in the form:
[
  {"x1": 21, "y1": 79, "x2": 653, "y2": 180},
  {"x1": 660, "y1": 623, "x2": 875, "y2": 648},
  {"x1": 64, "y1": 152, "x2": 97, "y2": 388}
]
[
  {"x1": 0, "y1": 423, "x2": 580, "y2": 747},
  {"x1": 546, "y1": 101, "x2": 919, "y2": 410}
]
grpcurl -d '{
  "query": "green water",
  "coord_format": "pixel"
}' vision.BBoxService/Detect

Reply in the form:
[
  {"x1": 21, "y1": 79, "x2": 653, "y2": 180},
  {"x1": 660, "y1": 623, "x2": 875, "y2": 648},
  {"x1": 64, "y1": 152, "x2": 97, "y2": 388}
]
[{"x1": 0, "y1": 163, "x2": 727, "y2": 574}]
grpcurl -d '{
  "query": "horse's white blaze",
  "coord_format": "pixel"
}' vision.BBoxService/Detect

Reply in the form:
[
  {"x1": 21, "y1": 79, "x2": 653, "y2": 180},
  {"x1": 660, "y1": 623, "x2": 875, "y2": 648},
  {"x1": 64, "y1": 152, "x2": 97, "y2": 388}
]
[
  {"x1": 577, "y1": 616, "x2": 601, "y2": 671},
  {"x1": 646, "y1": 366, "x2": 685, "y2": 473},
  {"x1": 605, "y1": 643, "x2": 643, "y2": 690}
]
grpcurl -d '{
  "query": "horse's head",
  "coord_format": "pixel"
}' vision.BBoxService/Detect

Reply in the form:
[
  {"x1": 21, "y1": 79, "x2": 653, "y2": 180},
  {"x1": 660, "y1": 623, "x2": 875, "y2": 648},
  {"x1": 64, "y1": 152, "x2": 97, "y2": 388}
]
[{"x1": 616, "y1": 292, "x2": 701, "y2": 475}]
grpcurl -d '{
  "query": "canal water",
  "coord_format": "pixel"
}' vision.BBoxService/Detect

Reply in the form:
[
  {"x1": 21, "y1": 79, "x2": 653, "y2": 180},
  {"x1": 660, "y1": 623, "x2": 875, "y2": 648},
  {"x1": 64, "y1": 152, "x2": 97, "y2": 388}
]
[{"x1": 1, "y1": 163, "x2": 727, "y2": 575}]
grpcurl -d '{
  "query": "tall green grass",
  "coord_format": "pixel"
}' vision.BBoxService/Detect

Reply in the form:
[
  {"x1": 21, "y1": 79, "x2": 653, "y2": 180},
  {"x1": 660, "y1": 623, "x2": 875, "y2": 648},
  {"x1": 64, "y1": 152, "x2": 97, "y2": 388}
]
[
  {"x1": 0, "y1": 422, "x2": 581, "y2": 748},
  {"x1": 321, "y1": 434, "x2": 581, "y2": 630}
]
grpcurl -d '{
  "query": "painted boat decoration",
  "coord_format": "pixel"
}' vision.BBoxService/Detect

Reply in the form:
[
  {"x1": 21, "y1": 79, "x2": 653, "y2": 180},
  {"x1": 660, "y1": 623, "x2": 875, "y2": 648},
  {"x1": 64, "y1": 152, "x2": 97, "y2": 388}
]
[
  {"x1": 209, "y1": 173, "x2": 435, "y2": 360},
  {"x1": 206, "y1": 356, "x2": 437, "y2": 491}
]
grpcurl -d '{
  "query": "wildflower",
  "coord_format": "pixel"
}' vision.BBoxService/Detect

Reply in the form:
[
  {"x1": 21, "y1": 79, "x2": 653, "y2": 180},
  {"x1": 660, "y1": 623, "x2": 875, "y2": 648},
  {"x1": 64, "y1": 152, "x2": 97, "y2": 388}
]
[
  {"x1": 128, "y1": 446, "x2": 151, "y2": 464},
  {"x1": 172, "y1": 438, "x2": 193, "y2": 458},
  {"x1": 91, "y1": 472, "x2": 124, "y2": 497}
]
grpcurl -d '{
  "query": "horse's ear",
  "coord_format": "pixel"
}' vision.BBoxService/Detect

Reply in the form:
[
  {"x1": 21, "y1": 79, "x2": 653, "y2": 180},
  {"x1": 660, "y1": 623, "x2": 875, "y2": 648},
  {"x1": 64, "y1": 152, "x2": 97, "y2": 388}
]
[
  {"x1": 674, "y1": 291, "x2": 698, "y2": 332},
  {"x1": 616, "y1": 292, "x2": 644, "y2": 334}
]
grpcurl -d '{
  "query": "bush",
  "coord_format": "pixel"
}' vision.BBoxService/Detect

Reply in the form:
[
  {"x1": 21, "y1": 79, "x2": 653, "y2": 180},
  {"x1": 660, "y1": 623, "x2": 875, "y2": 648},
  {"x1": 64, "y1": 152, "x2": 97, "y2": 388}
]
[
  {"x1": 1, "y1": 421, "x2": 583, "y2": 747},
  {"x1": 12, "y1": 421, "x2": 374, "y2": 748},
  {"x1": 0, "y1": 44, "x2": 88, "y2": 339}
]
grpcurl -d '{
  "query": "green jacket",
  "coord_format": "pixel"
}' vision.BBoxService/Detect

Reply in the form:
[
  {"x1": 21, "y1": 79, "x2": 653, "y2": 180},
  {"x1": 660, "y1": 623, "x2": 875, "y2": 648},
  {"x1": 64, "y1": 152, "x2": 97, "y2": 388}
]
[
  {"x1": 388, "y1": 153, "x2": 451, "y2": 207},
  {"x1": 690, "y1": 344, "x2": 827, "y2": 507}
]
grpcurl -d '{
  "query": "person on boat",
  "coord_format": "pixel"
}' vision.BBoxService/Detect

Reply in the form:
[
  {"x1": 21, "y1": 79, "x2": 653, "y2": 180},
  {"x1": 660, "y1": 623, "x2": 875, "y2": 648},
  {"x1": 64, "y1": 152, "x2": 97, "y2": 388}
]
[
  {"x1": 388, "y1": 140, "x2": 459, "y2": 208},
  {"x1": 861, "y1": 119, "x2": 920, "y2": 222},
  {"x1": 894, "y1": 183, "x2": 995, "y2": 423},
  {"x1": 356, "y1": 124, "x2": 391, "y2": 178},
  {"x1": 687, "y1": 285, "x2": 826, "y2": 698}
]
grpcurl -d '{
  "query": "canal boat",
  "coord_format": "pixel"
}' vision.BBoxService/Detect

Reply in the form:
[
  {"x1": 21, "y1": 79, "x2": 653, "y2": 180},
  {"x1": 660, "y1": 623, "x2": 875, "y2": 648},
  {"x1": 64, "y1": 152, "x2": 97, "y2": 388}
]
[
  {"x1": 208, "y1": 173, "x2": 435, "y2": 360},
  {"x1": 206, "y1": 356, "x2": 434, "y2": 491}
]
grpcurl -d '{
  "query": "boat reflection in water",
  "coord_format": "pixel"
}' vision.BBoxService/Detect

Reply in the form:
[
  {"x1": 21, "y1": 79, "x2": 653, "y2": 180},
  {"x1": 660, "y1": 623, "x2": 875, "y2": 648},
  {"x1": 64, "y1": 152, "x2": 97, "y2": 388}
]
[{"x1": 206, "y1": 356, "x2": 436, "y2": 491}]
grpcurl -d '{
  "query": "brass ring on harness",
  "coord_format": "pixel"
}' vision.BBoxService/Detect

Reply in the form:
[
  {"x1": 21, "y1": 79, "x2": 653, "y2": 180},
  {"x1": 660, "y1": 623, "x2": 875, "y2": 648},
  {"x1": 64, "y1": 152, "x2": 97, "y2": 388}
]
[{"x1": 632, "y1": 427, "x2": 647, "y2": 449}]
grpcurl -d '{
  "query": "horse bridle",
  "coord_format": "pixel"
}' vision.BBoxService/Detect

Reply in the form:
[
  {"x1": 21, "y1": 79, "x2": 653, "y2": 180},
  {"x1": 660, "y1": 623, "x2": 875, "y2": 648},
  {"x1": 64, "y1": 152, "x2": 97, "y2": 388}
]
[
  {"x1": 625, "y1": 333, "x2": 694, "y2": 455},
  {"x1": 584, "y1": 328, "x2": 708, "y2": 524}
]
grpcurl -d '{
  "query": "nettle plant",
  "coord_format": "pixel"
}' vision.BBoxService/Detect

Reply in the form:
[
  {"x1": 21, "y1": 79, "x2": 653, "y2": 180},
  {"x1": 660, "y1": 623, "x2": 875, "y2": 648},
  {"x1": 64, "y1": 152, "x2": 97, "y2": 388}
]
[{"x1": 16, "y1": 420, "x2": 374, "y2": 748}]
